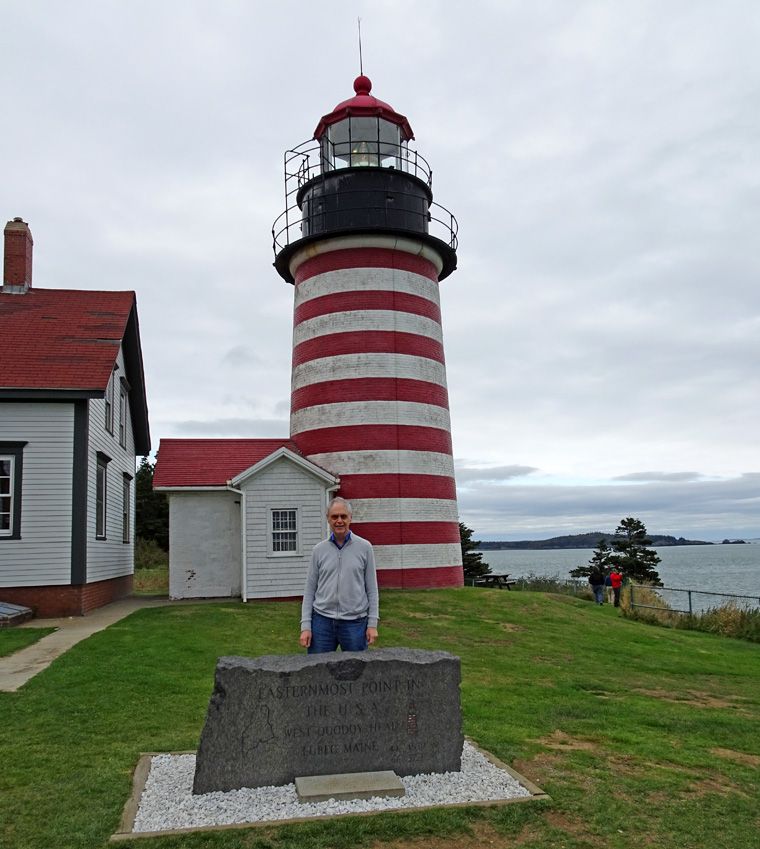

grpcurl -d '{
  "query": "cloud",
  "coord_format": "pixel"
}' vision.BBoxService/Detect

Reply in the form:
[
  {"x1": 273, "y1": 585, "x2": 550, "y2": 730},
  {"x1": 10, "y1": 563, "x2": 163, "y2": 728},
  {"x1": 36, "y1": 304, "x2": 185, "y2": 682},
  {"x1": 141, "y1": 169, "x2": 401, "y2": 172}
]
[
  {"x1": 455, "y1": 464, "x2": 539, "y2": 484},
  {"x1": 611, "y1": 471, "x2": 707, "y2": 483},
  {"x1": 458, "y1": 474, "x2": 760, "y2": 540},
  {"x1": 174, "y1": 418, "x2": 289, "y2": 438},
  {"x1": 220, "y1": 345, "x2": 263, "y2": 368}
]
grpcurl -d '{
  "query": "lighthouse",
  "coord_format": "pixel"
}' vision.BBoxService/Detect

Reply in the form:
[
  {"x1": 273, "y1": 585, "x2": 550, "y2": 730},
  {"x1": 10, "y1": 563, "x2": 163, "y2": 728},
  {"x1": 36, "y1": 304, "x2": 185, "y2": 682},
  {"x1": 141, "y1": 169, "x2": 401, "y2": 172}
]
[{"x1": 272, "y1": 75, "x2": 463, "y2": 589}]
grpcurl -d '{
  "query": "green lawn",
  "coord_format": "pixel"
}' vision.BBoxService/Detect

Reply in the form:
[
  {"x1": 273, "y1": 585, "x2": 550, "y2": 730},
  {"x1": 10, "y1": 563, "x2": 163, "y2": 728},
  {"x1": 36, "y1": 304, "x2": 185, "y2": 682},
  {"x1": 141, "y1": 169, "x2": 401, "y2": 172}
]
[
  {"x1": 1, "y1": 589, "x2": 758, "y2": 849},
  {"x1": 0, "y1": 627, "x2": 56, "y2": 658}
]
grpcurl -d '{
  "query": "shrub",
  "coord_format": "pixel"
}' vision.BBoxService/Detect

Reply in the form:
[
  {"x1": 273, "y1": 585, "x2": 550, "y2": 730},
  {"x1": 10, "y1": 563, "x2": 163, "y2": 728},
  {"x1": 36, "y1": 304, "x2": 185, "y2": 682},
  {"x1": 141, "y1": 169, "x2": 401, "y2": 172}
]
[
  {"x1": 516, "y1": 572, "x2": 593, "y2": 600},
  {"x1": 134, "y1": 537, "x2": 169, "y2": 570},
  {"x1": 677, "y1": 602, "x2": 760, "y2": 643}
]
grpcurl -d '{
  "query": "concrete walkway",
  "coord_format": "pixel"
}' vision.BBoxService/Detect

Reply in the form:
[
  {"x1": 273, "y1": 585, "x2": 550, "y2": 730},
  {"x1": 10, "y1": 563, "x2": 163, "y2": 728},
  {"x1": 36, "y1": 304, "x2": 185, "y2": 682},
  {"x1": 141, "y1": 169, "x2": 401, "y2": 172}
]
[{"x1": 0, "y1": 596, "x2": 174, "y2": 692}]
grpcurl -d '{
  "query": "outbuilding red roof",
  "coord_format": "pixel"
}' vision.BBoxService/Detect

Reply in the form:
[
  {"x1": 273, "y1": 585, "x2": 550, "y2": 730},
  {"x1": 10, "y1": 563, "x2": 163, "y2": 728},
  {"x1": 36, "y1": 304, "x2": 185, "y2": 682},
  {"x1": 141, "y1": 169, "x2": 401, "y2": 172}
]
[
  {"x1": 0, "y1": 287, "x2": 136, "y2": 390},
  {"x1": 153, "y1": 438, "x2": 306, "y2": 488}
]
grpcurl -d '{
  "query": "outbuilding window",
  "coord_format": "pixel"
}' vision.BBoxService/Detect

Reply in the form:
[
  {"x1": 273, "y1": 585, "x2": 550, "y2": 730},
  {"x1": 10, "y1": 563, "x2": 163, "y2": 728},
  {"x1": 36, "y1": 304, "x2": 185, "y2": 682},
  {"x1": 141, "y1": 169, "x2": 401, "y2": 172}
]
[{"x1": 269, "y1": 508, "x2": 299, "y2": 555}]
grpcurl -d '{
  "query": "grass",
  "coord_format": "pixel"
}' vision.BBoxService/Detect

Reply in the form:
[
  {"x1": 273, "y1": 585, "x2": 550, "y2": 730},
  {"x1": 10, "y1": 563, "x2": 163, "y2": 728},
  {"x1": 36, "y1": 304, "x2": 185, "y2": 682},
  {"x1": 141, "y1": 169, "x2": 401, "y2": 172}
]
[
  {"x1": 0, "y1": 627, "x2": 56, "y2": 658},
  {"x1": 133, "y1": 566, "x2": 170, "y2": 594},
  {"x1": 1, "y1": 588, "x2": 759, "y2": 849},
  {"x1": 133, "y1": 539, "x2": 170, "y2": 594}
]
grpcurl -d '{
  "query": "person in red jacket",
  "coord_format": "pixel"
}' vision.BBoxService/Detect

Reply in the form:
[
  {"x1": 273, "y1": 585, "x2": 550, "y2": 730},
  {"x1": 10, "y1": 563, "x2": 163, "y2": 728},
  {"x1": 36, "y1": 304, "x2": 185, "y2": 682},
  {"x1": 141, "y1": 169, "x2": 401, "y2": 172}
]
[{"x1": 610, "y1": 569, "x2": 624, "y2": 607}]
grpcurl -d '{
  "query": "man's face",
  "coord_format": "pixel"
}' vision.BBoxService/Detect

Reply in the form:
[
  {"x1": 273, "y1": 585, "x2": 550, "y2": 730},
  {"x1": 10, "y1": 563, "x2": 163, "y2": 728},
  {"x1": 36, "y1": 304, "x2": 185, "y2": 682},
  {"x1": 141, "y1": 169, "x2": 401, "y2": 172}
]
[{"x1": 327, "y1": 503, "x2": 351, "y2": 541}]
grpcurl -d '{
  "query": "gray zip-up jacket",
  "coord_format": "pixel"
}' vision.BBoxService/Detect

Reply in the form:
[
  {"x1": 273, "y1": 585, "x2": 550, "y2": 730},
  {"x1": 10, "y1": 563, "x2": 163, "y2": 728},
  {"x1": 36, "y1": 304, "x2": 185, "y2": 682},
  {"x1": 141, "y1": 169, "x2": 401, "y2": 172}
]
[{"x1": 300, "y1": 532, "x2": 379, "y2": 631}]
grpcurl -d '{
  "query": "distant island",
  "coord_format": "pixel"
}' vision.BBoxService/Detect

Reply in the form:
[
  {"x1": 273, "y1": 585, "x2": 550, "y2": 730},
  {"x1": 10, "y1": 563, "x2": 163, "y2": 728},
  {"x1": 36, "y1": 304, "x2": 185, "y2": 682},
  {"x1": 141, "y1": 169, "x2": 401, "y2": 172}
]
[{"x1": 478, "y1": 532, "x2": 713, "y2": 551}]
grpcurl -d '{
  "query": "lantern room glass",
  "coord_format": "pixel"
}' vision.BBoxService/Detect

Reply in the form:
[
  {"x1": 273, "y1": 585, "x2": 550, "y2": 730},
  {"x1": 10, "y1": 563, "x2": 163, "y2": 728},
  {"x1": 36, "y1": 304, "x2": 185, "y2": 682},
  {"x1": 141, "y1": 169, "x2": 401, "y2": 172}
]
[{"x1": 320, "y1": 117, "x2": 406, "y2": 171}]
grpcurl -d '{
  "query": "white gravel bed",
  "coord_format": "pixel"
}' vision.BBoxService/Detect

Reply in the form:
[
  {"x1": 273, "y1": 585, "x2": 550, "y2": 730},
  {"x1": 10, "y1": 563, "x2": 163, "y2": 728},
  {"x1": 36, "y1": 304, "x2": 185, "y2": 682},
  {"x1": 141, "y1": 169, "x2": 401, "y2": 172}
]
[{"x1": 132, "y1": 742, "x2": 532, "y2": 833}]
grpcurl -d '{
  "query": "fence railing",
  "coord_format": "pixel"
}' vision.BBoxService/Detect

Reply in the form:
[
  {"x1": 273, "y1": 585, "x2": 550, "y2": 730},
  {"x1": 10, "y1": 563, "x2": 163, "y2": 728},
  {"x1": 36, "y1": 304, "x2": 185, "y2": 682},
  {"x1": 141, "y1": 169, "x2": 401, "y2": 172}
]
[
  {"x1": 464, "y1": 577, "x2": 760, "y2": 615},
  {"x1": 629, "y1": 583, "x2": 760, "y2": 616}
]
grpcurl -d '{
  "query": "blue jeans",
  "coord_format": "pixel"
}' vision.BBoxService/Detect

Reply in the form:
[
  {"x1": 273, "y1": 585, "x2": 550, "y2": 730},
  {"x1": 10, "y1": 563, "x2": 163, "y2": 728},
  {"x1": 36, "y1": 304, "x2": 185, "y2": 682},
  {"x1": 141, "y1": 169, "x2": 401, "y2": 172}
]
[
  {"x1": 308, "y1": 611, "x2": 368, "y2": 654},
  {"x1": 592, "y1": 584, "x2": 604, "y2": 604}
]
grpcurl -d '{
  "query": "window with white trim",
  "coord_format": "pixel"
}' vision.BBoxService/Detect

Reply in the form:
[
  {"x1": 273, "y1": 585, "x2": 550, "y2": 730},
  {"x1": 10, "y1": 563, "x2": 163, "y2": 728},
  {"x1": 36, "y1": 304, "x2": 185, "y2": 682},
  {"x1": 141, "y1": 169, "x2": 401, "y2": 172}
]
[
  {"x1": 270, "y1": 508, "x2": 299, "y2": 554},
  {"x1": 0, "y1": 442, "x2": 25, "y2": 540},
  {"x1": 0, "y1": 457, "x2": 15, "y2": 537},
  {"x1": 96, "y1": 453, "x2": 110, "y2": 539}
]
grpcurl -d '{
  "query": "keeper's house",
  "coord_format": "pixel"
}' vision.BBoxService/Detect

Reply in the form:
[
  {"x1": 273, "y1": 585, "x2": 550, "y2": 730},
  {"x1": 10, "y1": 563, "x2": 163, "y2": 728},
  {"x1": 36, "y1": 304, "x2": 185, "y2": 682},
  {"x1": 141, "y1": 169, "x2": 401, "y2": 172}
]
[
  {"x1": 152, "y1": 439, "x2": 338, "y2": 601},
  {"x1": 0, "y1": 218, "x2": 150, "y2": 617}
]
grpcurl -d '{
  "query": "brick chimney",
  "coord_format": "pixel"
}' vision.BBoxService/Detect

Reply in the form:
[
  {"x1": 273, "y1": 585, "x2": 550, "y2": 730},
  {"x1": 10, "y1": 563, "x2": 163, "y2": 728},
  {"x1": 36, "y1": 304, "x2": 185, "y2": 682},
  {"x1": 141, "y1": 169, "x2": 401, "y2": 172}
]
[{"x1": 3, "y1": 217, "x2": 33, "y2": 294}]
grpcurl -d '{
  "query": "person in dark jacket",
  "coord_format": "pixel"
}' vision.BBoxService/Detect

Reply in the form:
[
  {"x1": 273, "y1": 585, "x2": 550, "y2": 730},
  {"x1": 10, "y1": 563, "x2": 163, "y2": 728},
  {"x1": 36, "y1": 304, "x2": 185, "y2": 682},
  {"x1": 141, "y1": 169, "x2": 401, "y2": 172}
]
[{"x1": 588, "y1": 566, "x2": 605, "y2": 605}]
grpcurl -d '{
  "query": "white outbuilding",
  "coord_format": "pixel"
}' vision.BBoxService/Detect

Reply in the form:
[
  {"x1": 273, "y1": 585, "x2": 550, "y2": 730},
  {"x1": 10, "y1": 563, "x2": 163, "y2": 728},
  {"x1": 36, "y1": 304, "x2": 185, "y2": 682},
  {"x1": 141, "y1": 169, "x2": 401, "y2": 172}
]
[{"x1": 152, "y1": 438, "x2": 338, "y2": 600}]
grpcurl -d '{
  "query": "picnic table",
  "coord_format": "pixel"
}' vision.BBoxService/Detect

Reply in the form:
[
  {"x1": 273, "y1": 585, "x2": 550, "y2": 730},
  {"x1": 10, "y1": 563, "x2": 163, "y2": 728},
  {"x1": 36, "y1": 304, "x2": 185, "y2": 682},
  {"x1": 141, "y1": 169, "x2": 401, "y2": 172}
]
[{"x1": 475, "y1": 573, "x2": 517, "y2": 590}]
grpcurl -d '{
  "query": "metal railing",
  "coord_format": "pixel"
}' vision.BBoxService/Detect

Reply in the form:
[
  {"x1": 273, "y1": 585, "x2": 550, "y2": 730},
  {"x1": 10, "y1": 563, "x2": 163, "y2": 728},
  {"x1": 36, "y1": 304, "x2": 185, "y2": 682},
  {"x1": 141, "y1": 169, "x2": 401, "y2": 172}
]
[
  {"x1": 465, "y1": 577, "x2": 760, "y2": 615},
  {"x1": 272, "y1": 138, "x2": 458, "y2": 257},
  {"x1": 629, "y1": 583, "x2": 760, "y2": 616},
  {"x1": 272, "y1": 193, "x2": 458, "y2": 256},
  {"x1": 284, "y1": 139, "x2": 434, "y2": 191}
]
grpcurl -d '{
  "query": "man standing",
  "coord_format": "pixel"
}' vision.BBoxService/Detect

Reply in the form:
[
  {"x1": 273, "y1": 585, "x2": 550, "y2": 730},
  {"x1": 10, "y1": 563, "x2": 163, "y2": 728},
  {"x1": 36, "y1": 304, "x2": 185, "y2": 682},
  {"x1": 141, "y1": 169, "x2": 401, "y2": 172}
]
[{"x1": 300, "y1": 498, "x2": 379, "y2": 653}]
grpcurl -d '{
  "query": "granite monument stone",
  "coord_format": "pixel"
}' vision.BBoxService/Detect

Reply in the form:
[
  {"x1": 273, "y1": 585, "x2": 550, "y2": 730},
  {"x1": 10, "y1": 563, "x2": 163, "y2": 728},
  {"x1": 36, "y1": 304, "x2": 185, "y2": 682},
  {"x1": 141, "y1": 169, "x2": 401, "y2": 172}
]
[{"x1": 193, "y1": 648, "x2": 463, "y2": 794}]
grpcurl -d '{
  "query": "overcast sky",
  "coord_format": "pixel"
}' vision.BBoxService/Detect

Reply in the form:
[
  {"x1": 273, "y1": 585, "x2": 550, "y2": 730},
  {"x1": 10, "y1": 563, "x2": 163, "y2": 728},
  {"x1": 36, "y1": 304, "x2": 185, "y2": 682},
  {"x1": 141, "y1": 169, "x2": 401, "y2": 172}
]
[{"x1": 2, "y1": 0, "x2": 759, "y2": 540}]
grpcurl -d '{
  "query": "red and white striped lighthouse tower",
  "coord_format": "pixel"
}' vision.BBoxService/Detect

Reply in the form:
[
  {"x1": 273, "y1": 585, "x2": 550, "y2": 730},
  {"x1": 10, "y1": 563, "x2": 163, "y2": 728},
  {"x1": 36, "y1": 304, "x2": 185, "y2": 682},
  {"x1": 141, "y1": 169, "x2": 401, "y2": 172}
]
[{"x1": 273, "y1": 75, "x2": 462, "y2": 588}]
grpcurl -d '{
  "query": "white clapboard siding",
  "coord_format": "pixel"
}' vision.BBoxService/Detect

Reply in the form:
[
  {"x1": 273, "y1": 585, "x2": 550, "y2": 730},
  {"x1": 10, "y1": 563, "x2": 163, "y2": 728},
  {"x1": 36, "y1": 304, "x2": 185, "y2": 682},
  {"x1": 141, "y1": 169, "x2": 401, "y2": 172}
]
[
  {"x1": 0, "y1": 402, "x2": 74, "y2": 585},
  {"x1": 87, "y1": 345, "x2": 138, "y2": 583},
  {"x1": 242, "y1": 459, "x2": 330, "y2": 600},
  {"x1": 168, "y1": 491, "x2": 242, "y2": 599}
]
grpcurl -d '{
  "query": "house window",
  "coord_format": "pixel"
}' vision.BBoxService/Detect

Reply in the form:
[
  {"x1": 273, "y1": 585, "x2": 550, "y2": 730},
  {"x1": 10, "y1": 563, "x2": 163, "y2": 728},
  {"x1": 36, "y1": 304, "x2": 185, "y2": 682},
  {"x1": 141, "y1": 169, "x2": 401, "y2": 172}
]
[
  {"x1": 122, "y1": 474, "x2": 131, "y2": 543},
  {"x1": 0, "y1": 457, "x2": 13, "y2": 536},
  {"x1": 119, "y1": 386, "x2": 127, "y2": 447},
  {"x1": 96, "y1": 453, "x2": 110, "y2": 539},
  {"x1": 270, "y1": 508, "x2": 298, "y2": 554},
  {"x1": 105, "y1": 371, "x2": 115, "y2": 433},
  {"x1": 0, "y1": 442, "x2": 25, "y2": 540}
]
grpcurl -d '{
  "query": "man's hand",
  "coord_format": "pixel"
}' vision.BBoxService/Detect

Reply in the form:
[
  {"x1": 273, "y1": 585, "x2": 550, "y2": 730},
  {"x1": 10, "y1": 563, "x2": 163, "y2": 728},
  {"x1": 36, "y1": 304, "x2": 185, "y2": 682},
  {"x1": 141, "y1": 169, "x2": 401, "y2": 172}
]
[
  {"x1": 300, "y1": 630, "x2": 312, "y2": 648},
  {"x1": 367, "y1": 626, "x2": 378, "y2": 646}
]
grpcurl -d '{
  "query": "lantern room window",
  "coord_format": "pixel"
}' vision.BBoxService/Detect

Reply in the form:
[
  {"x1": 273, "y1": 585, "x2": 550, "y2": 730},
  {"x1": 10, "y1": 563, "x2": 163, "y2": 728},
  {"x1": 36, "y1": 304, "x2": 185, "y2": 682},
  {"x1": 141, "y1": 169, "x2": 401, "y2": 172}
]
[{"x1": 321, "y1": 117, "x2": 406, "y2": 171}]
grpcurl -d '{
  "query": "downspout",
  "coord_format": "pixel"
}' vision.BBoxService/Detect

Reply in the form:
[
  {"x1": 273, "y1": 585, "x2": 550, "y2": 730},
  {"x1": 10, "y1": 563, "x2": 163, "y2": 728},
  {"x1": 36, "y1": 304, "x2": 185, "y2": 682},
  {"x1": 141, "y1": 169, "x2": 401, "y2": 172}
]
[
  {"x1": 327, "y1": 482, "x2": 340, "y2": 537},
  {"x1": 227, "y1": 483, "x2": 246, "y2": 602}
]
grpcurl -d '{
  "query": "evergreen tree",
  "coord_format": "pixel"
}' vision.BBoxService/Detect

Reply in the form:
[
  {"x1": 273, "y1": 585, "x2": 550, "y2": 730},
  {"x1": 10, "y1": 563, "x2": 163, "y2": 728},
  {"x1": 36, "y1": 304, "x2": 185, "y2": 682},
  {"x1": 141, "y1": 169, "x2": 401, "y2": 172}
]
[
  {"x1": 570, "y1": 538, "x2": 612, "y2": 578},
  {"x1": 135, "y1": 457, "x2": 169, "y2": 551},
  {"x1": 608, "y1": 517, "x2": 662, "y2": 585},
  {"x1": 459, "y1": 521, "x2": 491, "y2": 579}
]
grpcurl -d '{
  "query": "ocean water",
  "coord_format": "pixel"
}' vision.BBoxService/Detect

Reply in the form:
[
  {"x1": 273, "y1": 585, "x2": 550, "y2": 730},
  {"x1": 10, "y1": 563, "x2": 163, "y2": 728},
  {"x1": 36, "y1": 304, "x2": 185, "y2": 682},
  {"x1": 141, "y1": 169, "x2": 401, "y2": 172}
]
[{"x1": 477, "y1": 544, "x2": 760, "y2": 601}]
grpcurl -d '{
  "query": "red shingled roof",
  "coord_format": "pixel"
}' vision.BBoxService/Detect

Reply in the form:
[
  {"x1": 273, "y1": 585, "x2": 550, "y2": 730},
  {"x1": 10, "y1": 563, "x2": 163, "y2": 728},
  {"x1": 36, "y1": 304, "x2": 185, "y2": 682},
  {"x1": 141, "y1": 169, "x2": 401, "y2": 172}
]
[
  {"x1": 153, "y1": 438, "x2": 306, "y2": 487},
  {"x1": 0, "y1": 288, "x2": 135, "y2": 390}
]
